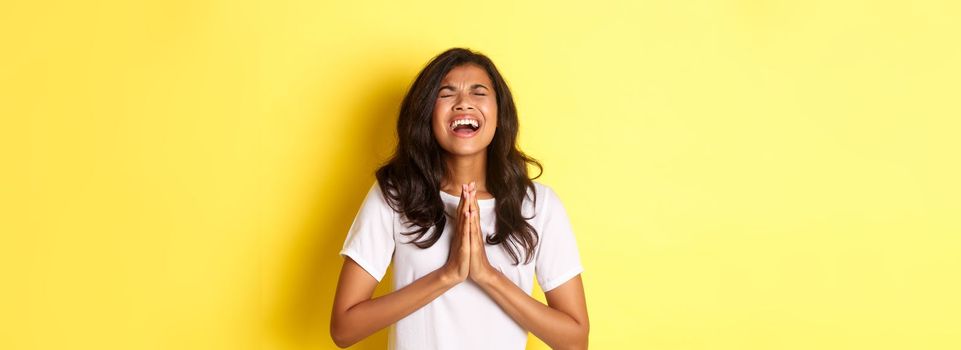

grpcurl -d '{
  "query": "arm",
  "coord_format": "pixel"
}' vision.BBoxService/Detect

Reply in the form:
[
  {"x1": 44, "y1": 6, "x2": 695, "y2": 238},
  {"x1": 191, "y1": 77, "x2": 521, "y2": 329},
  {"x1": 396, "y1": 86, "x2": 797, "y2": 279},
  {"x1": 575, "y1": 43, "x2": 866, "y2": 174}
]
[
  {"x1": 329, "y1": 257, "x2": 460, "y2": 348},
  {"x1": 464, "y1": 183, "x2": 589, "y2": 349},
  {"x1": 476, "y1": 273, "x2": 590, "y2": 350},
  {"x1": 331, "y1": 184, "x2": 474, "y2": 348}
]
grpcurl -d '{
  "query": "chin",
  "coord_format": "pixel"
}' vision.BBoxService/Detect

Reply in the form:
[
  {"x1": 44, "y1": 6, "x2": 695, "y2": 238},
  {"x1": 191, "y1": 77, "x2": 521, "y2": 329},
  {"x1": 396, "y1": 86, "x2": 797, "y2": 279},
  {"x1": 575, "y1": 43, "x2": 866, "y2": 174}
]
[
  {"x1": 448, "y1": 149, "x2": 486, "y2": 157},
  {"x1": 442, "y1": 144, "x2": 488, "y2": 157}
]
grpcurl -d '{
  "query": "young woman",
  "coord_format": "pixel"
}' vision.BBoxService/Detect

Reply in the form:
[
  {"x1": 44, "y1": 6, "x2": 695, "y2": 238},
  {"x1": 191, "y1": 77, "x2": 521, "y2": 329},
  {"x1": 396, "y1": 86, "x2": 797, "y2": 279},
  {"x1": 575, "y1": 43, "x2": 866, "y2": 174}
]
[{"x1": 330, "y1": 48, "x2": 588, "y2": 349}]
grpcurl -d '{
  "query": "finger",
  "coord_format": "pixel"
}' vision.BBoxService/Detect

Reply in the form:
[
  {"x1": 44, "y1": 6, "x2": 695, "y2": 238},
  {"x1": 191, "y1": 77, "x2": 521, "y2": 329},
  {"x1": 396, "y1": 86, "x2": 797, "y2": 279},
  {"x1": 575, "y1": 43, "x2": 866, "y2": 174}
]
[
  {"x1": 468, "y1": 209, "x2": 476, "y2": 242},
  {"x1": 463, "y1": 182, "x2": 471, "y2": 213},
  {"x1": 461, "y1": 205, "x2": 470, "y2": 248},
  {"x1": 461, "y1": 212, "x2": 474, "y2": 252},
  {"x1": 461, "y1": 186, "x2": 467, "y2": 215},
  {"x1": 457, "y1": 184, "x2": 466, "y2": 214},
  {"x1": 466, "y1": 185, "x2": 473, "y2": 214},
  {"x1": 463, "y1": 206, "x2": 470, "y2": 236},
  {"x1": 470, "y1": 187, "x2": 479, "y2": 215},
  {"x1": 469, "y1": 182, "x2": 476, "y2": 208},
  {"x1": 471, "y1": 208, "x2": 482, "y2": 246},
  {"x1": 461, "y1": 188, "x2": 469, "y2": 219},
  {"x1": 467, "y1": 186, "x2": 478, "y2": 238}
]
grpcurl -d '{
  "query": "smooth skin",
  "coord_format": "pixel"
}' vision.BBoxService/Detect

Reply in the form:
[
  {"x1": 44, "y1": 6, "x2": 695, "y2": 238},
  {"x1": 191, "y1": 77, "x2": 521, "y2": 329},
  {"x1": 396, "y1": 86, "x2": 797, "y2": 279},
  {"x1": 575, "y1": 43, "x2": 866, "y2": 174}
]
[{"x1": 330, "y1": 64, "x2": 589, "y2": 349}]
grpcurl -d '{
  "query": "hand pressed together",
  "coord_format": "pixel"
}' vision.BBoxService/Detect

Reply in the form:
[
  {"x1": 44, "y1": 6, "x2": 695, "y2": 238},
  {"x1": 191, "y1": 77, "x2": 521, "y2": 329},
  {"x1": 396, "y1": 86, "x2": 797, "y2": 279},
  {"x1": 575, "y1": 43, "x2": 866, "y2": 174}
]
[{"x1": 443, "y1": 181, "x2": 496, "y2": 285}]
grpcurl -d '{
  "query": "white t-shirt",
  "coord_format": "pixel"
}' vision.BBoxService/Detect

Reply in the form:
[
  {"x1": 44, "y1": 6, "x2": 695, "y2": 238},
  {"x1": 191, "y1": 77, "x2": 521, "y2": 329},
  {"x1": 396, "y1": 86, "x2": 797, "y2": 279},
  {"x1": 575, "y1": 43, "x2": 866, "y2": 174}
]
[{"x1": 339, "y1": 181, "x2": 584, "y2": 350}]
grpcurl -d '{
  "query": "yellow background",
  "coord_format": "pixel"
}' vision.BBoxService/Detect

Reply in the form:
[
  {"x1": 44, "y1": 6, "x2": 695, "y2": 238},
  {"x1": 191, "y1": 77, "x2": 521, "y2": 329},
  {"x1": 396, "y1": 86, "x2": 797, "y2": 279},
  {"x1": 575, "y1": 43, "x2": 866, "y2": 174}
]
[{"x1": 2, "y1": 0, "x2": 959, "y2": 349}]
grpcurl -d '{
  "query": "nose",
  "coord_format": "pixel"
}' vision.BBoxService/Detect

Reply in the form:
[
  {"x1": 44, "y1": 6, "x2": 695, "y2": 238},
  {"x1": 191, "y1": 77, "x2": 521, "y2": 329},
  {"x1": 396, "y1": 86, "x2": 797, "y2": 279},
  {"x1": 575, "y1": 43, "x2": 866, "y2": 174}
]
[{"x1": 453, "y1": 96, "x2": 475, "y2": 111}]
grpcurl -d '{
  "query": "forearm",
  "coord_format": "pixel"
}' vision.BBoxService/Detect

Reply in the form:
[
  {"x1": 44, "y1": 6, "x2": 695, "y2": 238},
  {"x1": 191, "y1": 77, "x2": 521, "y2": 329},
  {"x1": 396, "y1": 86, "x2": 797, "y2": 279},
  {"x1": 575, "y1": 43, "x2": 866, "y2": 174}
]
[
  {"x1": 477, "y1": 273, "x2": 588, "y2": 350},
  {"x1": 331, "y1": 267, "x2": 458, "y2": 347}
]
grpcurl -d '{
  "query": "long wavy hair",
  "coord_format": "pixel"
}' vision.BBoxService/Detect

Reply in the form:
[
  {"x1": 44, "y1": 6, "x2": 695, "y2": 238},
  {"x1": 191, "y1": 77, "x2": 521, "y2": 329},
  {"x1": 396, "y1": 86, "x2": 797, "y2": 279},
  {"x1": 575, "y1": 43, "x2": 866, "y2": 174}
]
[{"x1": 375, "y1": 47, "x2": 543, "y2": 265}]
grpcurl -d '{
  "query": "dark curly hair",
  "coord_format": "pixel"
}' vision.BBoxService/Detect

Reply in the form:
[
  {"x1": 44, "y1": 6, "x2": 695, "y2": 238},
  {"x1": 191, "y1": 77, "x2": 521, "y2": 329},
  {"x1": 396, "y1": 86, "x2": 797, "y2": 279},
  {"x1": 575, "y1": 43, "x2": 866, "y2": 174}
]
[{"x1": 375, "y1": 47, "x2": 543, "y2": 265}]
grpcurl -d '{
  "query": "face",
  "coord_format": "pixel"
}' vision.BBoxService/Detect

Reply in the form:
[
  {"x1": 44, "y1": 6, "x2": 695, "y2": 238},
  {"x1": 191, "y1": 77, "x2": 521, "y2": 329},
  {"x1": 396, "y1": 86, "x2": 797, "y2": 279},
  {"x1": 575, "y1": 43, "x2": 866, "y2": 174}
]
[{"x1": 432, "y1": 64, "x2": 498, "y2": 157}]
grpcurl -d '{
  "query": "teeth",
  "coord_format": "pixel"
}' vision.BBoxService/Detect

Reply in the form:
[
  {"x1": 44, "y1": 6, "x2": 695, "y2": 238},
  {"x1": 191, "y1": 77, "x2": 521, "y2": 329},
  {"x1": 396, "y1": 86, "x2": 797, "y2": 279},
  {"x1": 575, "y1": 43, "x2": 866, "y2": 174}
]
[{"x1": 450, "y1": 119, "x2": 479, "y2": 130}]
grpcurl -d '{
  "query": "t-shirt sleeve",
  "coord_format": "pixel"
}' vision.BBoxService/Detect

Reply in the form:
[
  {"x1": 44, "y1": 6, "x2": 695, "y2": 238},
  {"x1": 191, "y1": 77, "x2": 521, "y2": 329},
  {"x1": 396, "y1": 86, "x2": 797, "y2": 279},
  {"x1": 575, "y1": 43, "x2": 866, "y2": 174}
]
[
  {"x1": 534, "y1": 185, "x2": 585, "y2": 292},
  {"x1": 338, "y1": 182, "x2": 396, "y2": 282}
]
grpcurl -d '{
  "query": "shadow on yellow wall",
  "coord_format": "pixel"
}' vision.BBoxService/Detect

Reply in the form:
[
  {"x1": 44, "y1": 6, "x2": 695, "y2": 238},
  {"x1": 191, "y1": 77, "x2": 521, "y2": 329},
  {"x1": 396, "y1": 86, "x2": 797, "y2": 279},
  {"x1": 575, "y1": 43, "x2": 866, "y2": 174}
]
[{"x1": 268, "y1": 65, "x2": 409, "y2": 349}]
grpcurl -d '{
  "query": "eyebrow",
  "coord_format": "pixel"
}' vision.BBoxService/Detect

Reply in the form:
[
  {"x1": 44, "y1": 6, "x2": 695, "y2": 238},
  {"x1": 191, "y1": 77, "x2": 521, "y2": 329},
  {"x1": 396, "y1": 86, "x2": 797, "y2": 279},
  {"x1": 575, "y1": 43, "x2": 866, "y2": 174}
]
[{"x1": 439, "y1": 84, "x2": 490, "y2": 92}]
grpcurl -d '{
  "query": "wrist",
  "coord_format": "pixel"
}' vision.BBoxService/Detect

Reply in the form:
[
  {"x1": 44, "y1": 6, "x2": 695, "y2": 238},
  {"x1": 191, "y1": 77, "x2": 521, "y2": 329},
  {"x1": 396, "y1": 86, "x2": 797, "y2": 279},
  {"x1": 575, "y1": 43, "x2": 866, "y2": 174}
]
[
  {"x1": 473, "y1": 264, "x2": 498, "y2": 287},
  {"x1": 439, "y1": 264, "x2": 464, "y2": 287}
]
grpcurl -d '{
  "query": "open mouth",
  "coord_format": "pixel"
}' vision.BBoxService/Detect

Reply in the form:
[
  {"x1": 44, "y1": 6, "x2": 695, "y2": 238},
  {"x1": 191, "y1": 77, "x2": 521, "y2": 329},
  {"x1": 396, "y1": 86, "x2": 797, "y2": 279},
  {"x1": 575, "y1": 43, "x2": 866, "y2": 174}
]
[{"x1": 449, "y1": 118, "x2": 480, "y2": 137}]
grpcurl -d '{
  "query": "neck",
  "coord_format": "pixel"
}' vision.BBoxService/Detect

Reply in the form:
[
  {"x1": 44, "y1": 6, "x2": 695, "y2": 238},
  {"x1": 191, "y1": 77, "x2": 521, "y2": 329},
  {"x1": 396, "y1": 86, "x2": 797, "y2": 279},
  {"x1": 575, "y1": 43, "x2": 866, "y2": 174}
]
[{"x1": 442, "y1": 151, "x2": 488, "y2": 194}]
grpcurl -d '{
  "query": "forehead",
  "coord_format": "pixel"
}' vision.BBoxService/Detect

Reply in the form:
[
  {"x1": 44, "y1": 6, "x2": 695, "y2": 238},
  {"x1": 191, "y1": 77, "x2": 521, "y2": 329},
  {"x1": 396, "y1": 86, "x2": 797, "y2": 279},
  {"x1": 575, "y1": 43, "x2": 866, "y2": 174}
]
[{"x1": 441, "y1": 64, "x2": 493, "y2": 85}]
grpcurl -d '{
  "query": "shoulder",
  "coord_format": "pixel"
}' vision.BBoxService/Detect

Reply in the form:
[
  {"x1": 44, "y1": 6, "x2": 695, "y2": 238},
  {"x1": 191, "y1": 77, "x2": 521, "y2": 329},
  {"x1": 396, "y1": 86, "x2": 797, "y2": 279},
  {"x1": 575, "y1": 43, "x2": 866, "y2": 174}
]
[
  {"x1": 530, "y1": 181, "x2": 564, "y2": 213},
  {"x1": 532, "y1": 180, "x2": 562, "y2": 199},
  {"x1": 366, "y1": 180, "x2": 387, "y2": 202},
  {"x1": 531, "y1": 181, "x2": 550, "y2": 201},
  {"x1": 359, "y1": 180, "x2": 397, "y2": 215}
]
